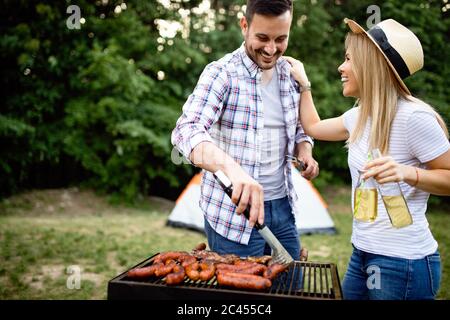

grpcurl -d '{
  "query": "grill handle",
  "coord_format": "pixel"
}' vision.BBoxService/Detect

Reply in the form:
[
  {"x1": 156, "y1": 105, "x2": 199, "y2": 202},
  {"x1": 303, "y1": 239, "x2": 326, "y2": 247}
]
[{"x1": 213, "y1": 170, "x2": 263, "y2": 230}]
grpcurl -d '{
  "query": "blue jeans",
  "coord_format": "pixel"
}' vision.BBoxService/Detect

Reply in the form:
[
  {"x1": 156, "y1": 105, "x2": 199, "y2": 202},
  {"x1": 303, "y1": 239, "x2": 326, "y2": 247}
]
[
  {"x1": 204, "y1": 196, "x2": 300, "y2": 260},
  {"x1": 342, "y1": 245, "x2": 441, "y2": 300}
]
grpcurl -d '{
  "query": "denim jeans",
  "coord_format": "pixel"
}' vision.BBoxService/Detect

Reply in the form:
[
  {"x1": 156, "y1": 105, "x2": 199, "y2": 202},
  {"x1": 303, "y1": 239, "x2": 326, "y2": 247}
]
[
  {"x1": 342, "y1": 245, "x2": 441, "y2": 300},
  {"x1": 204, "y1": 196, "x2": 300, "y2": 260}
]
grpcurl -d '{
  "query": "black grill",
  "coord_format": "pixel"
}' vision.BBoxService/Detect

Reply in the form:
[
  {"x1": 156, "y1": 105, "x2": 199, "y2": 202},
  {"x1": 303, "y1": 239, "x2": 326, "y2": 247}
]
[{"x1": 108, "y1": 254, "x2": 342, "y2": 300}]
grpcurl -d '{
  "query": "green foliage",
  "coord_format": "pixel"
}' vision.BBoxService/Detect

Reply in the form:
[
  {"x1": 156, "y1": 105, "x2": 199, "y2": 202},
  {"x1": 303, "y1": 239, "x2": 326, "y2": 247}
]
[
  {"x1": 1, "y1": 0, "x2": 448, "y2": 202},
  {"x1": 1, "y1": 0, "x2": 195, "y2": 200}
]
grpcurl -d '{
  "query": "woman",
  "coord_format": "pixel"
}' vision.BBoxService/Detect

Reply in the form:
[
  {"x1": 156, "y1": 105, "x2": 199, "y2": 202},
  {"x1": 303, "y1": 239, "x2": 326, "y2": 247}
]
[{"x1": 285, "y1": 18, "x2": 450, "y2": 300}]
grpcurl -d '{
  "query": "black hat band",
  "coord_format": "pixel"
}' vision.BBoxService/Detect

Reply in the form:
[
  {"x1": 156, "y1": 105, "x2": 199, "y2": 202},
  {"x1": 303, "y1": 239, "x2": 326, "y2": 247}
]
[{"x1": 368, "y1": 26, "x2": 411, "y2": 79}]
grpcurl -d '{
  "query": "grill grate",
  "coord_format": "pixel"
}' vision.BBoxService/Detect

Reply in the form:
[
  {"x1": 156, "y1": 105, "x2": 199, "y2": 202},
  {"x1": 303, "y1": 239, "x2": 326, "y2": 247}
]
[{"x1": 108, "y1": 254, "x2": 342, "y2": 300}]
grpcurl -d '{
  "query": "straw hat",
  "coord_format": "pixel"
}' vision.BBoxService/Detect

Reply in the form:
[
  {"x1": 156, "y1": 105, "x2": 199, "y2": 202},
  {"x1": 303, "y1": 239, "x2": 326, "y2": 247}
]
[{"x1": 344, "y1": 18, "x2": 423, "y2": 95}]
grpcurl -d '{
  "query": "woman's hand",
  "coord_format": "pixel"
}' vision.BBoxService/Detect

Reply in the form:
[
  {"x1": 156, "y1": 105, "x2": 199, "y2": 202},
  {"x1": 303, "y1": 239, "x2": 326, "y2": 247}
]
[
  {"x1": 283, "y1": 56, "x2": 309, "y2": 87},
  {"x1": 362, "y1": 156, "x2": 416, "y2": 185}
]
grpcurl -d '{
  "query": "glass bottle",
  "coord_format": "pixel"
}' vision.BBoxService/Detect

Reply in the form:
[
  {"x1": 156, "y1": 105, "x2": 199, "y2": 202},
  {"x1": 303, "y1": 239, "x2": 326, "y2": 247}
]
[
  {"x1": 354, "y1": 167, "x2": 378, "y2": 223},
  {"x1": 371, "y1": 149, "x2": 413, "y2": 228}
]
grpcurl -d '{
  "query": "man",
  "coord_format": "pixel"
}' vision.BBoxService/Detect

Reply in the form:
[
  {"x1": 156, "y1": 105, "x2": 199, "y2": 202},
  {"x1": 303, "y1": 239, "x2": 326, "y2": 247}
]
[{"x1": 171, "y1": 0, "x2": 319, "y2": 260}]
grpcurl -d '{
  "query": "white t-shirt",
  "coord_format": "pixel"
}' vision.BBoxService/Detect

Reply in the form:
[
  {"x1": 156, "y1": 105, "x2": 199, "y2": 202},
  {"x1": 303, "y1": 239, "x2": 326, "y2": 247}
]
[
  {"x1": 259, "y1": 68, "x2": 288, "y2": 201},
  {"x1": 342, "y1": 98, "x2": 449, "y2": 259}
]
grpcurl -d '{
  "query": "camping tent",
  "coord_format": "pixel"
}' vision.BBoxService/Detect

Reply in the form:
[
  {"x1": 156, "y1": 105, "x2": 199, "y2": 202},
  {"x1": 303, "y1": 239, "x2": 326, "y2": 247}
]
[{"x1": 167, "y1": 166, "x2": 336, "y2": 235}]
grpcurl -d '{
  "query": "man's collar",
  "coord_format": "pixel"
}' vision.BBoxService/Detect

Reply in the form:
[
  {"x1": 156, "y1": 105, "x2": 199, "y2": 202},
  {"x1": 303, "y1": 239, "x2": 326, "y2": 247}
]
[{"x1": 239, "y1": 43, "x2": 259, "y2": 78}]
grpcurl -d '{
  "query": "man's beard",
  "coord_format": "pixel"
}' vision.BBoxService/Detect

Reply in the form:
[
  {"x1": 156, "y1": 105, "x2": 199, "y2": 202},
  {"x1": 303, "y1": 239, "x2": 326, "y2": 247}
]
[
  {"x1": 245, "y1": 44, "x2": 281, "y2": 70},
  {"x1": 256, "y1": 48, "x2": 281, "y2": 69}
]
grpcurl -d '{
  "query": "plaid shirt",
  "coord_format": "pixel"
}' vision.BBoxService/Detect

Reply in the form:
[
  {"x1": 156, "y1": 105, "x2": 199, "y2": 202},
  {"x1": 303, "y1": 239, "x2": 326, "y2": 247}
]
[{"x1": 172, "y1": 44, "x2": 313, "y2": 245}]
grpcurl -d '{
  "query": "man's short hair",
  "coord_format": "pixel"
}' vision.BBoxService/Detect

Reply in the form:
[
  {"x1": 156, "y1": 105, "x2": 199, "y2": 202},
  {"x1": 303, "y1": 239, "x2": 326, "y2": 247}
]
[{"x1": 245, "y1": 0, "x2": 293, "y2": 25}]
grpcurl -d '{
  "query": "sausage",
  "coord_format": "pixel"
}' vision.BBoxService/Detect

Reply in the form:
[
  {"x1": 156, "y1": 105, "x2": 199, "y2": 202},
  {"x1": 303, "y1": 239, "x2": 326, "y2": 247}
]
[
  {"x1": 217, "y1": 272, "x2": 272, "y2": 290},
  {"x1": 185, "y1": 263, "x2": 200, "y2": 281},
  {"x1": 178, "y1": 254, "x2": 197, "y2": 267},
  {"x1": 185, "y1": 262, "x2": 216, "y2": 282},
  {"x1": 194, "y1": 242, "x2": 207, "y2": 251},
  {"x1": 233, "y1": 260, "x2": 260, "y2": 267},
  {"x1": 127, "y1": 263, "x2": 161, "y2": 279},
  {"x1": 215, "y1": 264, "x2": 243, "y2": 275},
  {"x1": 241, "y1": 264, "x2": 267, "y2": 276},
  {"x1": 165, "y1": 265, "x2": 185, "y2": 285},
  {"x1": 153, "y1": 251, "x2": 188, "y2": 264},
  {"x1": 216, "y1": 263, "x2": 267, "y2": 276},
  {"x1": 154, "y1": 260, "x2": 177, "y2": 277},
  {"x1": 263, "y1": 263, "x2": 288, "y2": 280},
  {"x1": 199, "y1": 262, "x2": 216, "y2": 281}
]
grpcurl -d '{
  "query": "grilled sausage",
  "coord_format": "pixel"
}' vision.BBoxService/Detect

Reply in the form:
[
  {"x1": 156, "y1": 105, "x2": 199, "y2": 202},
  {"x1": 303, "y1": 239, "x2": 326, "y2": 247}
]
[
  {"x1": 154, "y1": 259, "x2": 177, "y2": 277},
  {"x1": 217, "y1": 272, "x2": 272, "y2": 290},
  {"x1": 165, "y1": 265, "x2": 185, "y2": 285},
  {"x1": 194, "y1": 242, "x2": 207, "y2": 251},
  {"x1": 263, "y1": 263, "x2": 288, "y2": 280},
  {"x1": 199, "y1": 262, "x2": 216, "y2": 281},
  {"x1": 233, "y1": 260, "x2": 260, "y2": 267},
  {"x1": 185, "y1": 262, "x2": 216, "y2": 281},
  {"x1": 215, "y1": 263, "x2": 267, "y2": 276},
  {"x1": 178, "y1": 254, "x2": 197, "y2": 267},
  {"x1": 185, "y1": 263, "x2": 200, "y2": 281},
  {"x1": 127, "y1": 263, "x2": 161, "y2": 279},
  {"x1": 153, "y1": 251, "x2": 188, "y2": 264}
]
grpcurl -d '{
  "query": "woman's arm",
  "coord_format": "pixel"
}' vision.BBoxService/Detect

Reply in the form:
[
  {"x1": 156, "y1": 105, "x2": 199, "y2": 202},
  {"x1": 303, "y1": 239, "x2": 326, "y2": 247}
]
[
  {"x1": 363, "y1": 150, "x2": 450, "y2": 196},
  {"x1": 284, "y1": 56, "x2": 348, "y2": 141},
  {"x1": 299, "y1": 90, "x2": 349, "y2": 141}
]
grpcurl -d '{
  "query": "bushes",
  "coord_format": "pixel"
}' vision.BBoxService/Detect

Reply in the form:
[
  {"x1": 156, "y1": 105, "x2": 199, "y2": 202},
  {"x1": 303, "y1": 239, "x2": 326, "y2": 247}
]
[{"x1": 1, "y1": 1, "x2": 196, "y2": 200}]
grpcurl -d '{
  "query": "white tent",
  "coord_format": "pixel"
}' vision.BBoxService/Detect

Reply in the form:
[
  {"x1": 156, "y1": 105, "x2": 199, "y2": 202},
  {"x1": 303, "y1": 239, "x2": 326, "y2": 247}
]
[{"x1": 167, "y1": 166, "x2": 336, "y2": 235}]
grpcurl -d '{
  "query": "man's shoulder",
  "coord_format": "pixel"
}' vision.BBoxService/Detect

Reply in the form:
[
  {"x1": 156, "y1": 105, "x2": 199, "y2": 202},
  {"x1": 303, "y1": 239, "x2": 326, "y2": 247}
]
[{"x1": 205, "y1": 47, "x2": 243, "y2": 75}]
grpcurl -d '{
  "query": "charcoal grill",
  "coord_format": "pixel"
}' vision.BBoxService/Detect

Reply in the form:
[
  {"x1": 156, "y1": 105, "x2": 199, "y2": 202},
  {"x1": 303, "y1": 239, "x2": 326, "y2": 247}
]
[{"x1": 108, "y1": 254, "x2": 342, "y2": 300}]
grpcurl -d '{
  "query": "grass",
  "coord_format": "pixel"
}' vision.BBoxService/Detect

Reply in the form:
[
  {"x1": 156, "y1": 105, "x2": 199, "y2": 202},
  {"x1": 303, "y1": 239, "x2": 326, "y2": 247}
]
[{"x1": 0, "y1": 186, "x2": 448, "y2": 300}]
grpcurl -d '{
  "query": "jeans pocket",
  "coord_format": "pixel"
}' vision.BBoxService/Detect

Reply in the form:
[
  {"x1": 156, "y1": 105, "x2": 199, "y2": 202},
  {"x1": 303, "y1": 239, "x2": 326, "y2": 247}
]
[{"x1": 426, "y1": 252, "x2": 441, "y2": 297}]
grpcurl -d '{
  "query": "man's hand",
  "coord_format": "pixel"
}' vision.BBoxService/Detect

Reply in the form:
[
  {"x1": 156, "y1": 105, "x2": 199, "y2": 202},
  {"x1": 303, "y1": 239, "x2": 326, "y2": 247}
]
[
  {"x1": 224, "y1": 164, "x2": 264, "y2": 227},
  {"x1": 295, "y1": 142, "x2": 319, "y2": 180},
  {"x1": 190, "y1": 142, "x2": 265, "y2": 227}
]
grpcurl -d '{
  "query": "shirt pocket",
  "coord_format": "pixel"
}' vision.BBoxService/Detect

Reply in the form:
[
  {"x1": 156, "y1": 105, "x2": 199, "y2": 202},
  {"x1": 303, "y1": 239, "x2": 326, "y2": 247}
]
[{"x1": 426, "y1": 252, "x2": 441, "y2": 297}]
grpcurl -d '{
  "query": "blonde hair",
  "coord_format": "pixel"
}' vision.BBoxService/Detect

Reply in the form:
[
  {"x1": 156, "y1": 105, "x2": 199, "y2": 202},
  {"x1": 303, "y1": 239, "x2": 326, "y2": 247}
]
[{"x1": 345, "y1": 33, "x2": 448, "y2": 155}]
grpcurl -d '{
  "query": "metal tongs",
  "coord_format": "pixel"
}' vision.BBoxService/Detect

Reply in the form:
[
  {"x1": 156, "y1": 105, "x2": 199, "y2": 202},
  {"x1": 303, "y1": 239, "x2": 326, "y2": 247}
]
[
  {"x1": 286, "y1": 155, "x2": 306, "y2": 171},
  {"x1": 213, "y1": 170, "x2": 294, "y2": 266}
]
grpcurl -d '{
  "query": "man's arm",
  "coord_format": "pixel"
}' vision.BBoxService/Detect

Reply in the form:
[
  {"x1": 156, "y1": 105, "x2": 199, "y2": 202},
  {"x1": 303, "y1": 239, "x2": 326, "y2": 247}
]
[
  {"x1": 171, "y1": 62, "x2": 228, "y2": 163},
  {"x1": 189, "y1": 141, "x2": 264, "y2": 226}
]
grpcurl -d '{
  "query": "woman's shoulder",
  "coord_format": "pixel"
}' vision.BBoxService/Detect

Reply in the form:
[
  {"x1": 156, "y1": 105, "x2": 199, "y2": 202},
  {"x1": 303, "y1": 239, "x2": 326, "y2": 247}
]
[
  {"x1": 343, "y1": 104, "x2": 360, "y2": 118},
  {"x1": 397, "y1": 97, "x2": 434, "y2": 118},
  {"x1": 342, "y1": 104, "x2": 360, "y2": 130}
]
